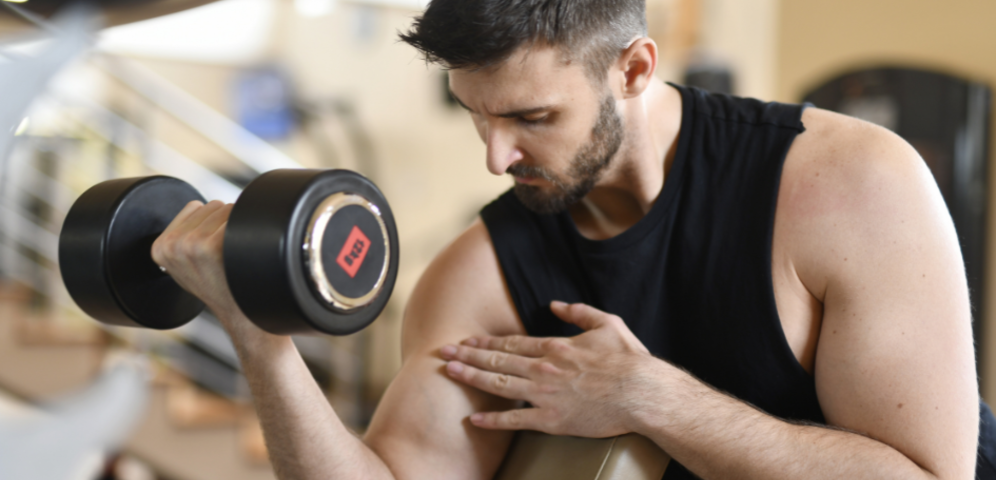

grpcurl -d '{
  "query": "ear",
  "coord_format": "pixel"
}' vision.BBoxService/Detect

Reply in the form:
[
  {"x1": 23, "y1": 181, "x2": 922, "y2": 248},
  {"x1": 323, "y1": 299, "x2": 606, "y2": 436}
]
[{"x1": 616, "y1": 38, "x2": 658, "y2": 99}]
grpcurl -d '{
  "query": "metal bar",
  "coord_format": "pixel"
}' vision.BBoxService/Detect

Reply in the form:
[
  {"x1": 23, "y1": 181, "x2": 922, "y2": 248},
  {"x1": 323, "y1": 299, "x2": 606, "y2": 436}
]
[
  {"x1": 0, "y1": 1, "x2": 61, "y2": 35},
  {"x1": 54, "y1": 93, "x2": 243, "y2": 203},
  {"x1": 3, "y1": 142, "x2": 76, "y2": 219},
  {"x1": 92, "y1": 55, "x2": 302, "y2": 174},
  {"x1": 0, "y1": 201, "x2": 59, "y2": 262}
]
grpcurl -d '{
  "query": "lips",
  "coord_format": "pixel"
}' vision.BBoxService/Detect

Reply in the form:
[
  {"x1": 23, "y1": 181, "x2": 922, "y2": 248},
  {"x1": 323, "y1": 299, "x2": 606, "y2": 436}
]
[
  {"x1": 514, "y1": 176, "x2": 538, "y2": 184},
  {"x1": 507, "y1": 164, "x2": 549, "y2": 185}
]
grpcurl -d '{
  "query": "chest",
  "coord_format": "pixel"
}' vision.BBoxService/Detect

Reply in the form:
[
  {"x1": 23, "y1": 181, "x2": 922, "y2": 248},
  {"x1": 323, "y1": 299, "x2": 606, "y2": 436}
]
[{"x1": 569, "y1": 219, "x2": 823, "y2": 376}]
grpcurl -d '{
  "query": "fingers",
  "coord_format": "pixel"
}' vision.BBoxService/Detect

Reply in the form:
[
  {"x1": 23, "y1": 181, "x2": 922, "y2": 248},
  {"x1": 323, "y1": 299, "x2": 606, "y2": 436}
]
[
  {"x1": 199, "y1": 203, "x2": 234, "y2": 236},
  {"x1": 161, "y1": 200, "x2": 206, "y2": 236},
  {"x1": 445, "y1": 361, "x2": 531, "y2": 401},
  {"x1": 550, "y1": 300, "x2": 617, "y2": 331},
  {"x1": 469, "y1": 408, "x2": 546, "y2": 431},
  {"x1": 152, "y1": 200, "x2": 232, "y2": 265},
  {"x1": 459, "y1": 334, "x2": 549, "y2": 357},
  {"x1": 440, "y1": 344, "x2": 534, "y2": 378},
  {"x1": 161, "y1": 200, "x2": 204, "y2": 233},
  {"x1": 178, "y1": 201, "x2": 228, "y2": 233}
]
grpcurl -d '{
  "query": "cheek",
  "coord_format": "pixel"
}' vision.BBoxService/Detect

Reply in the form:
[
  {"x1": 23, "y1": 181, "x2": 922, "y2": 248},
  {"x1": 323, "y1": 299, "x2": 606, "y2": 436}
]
[
  {"x1": 526, "y1": 126, "x2": 584, "y2": 162},
  {"x1": 518, "y1": 138, "x2": 572, "y2": 175}
]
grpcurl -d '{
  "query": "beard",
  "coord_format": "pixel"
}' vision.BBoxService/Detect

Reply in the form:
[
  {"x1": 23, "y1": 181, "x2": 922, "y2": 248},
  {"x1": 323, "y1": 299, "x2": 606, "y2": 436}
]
[{"x1": 507, "y1": 93, "x2": 624, "y2": 215}]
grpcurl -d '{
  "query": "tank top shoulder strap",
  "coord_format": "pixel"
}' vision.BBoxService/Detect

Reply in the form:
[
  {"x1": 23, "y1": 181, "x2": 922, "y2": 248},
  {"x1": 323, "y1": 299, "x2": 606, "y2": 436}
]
[{"x1": 675, "y1": 82, "x2": 807, "y2": 133}]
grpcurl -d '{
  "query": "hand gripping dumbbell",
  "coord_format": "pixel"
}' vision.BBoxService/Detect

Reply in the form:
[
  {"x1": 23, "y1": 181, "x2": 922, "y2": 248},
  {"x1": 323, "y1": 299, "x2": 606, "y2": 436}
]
[{"x1": 58, "y1": 169, "x2": 399, "y2": 336}]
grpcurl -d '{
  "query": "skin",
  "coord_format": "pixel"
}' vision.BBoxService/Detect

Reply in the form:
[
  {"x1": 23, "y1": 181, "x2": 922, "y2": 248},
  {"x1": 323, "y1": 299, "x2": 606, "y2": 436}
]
[{"x1": 151, "y1": 36, "x2": 979, "y2": 480}]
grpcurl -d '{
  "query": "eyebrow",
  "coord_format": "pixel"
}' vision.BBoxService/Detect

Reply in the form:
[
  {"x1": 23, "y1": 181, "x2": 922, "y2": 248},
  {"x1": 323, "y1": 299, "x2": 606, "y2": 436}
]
[{"x1": 449, "y1": 89, "x2": 553, "y2": 119}]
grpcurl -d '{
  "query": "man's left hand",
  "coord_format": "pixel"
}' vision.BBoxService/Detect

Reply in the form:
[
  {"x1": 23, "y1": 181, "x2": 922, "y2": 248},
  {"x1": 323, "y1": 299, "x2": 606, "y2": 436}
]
[{"x1": 439, "y1": 300, "x2": 657, "y2": 437}]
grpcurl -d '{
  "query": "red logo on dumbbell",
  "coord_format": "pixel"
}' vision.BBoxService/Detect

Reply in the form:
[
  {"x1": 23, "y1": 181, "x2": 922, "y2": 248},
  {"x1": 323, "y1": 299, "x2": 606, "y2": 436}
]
[{"x1": 336, "y1": 226, "x2": 371, "y2": 278}]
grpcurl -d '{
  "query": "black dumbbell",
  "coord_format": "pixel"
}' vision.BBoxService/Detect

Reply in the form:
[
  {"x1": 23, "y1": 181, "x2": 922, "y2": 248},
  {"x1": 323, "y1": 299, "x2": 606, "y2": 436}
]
[{"x1": 58, "y1": 169, "x2": 399, "y2": 336}]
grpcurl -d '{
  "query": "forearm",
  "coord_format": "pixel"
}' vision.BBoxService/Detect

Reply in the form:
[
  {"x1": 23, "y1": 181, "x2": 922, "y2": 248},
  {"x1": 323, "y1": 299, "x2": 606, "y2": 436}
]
[
  {"x1": 631, "y1": 361, "x2": 938, "y2": 480},
  {"x1": 220, "y1": 308, "x2": 395, "y2": 480}
]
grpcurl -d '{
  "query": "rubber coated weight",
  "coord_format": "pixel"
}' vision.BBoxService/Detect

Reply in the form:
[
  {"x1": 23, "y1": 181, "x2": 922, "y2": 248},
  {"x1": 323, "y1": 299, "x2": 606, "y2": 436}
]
[
  {"x1": 59, "y1": 176, "x2": 207, "y2": 329},
  {"x1": 224, "y1": 169, "x2": 399, "y2": 335}
]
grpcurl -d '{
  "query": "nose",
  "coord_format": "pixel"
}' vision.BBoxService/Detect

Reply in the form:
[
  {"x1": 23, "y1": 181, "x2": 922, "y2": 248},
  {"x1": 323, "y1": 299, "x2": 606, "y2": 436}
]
[{"x1": 485, "y1": 122, "x2": 524, "y2": 176}]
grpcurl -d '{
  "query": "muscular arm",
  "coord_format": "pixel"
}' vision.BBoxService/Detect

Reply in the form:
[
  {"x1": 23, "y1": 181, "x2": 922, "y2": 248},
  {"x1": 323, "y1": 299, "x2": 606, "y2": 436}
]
[
  {"x1": 218, "y1": 312, "x2": 395, "y2": 479},
  {"x1": 363, "y1": 220, "x2": 524, "y2": 479},
  {"x1": 631, "y1": 110, "x2": 978, "y2": 479},
  {"x1": 154, "y1": 210, "x2": 522, "y2": 479},
  {"x1": 439, "y1": 110, "x2": 978, "y2": 480}
]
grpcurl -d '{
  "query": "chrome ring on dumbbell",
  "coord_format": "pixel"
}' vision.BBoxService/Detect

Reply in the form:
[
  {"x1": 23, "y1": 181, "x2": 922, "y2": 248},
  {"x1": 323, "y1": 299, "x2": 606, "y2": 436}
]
[{"x1": 304, "y1": 192, "x2": 391, "y2": 312}]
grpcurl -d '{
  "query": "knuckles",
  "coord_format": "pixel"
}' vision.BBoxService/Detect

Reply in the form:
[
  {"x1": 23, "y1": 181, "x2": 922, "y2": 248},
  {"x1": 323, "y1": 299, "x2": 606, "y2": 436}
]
[
  {"x1": 604, "y1": 314, "x2": 625, "y2": 329},
  {"x1": 505, "y1": 409, "x2": 522, "y2": 428},
  {"x1": 492, "y1": 374, "x2": 511, "y2": 392},
  {"x1": 501, "y1": 336, "x2": 520, "y2": 353},
  {"x1": 535, "y1": 361, "x2": 559, "y2": 375},
  {"x1": 488, "y1": 351, "x2": 506, "y2": 369},
  {"x1": 151, "y1": 232, "x2": 181, "y2": 266},
  {"x1": 566, "y1": 303, "x2": 588, "y2": 317},
  {"x1": 542, "y1": 338, "x2": 569, "y2": 352},
  {"x1": 155, "y1": 231, "x2": 221, "y2": 264},
  {"x1": 541, "y1": 408, "x2": 563, "y2": 434},
  {"x1": 537, "y1": 383, "x2": 558, "y2": 395}
]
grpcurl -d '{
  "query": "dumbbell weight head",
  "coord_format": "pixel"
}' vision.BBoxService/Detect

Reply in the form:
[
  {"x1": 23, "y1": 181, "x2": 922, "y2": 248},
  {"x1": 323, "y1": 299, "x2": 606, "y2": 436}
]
[
  {"x1": 224, "y1": 169, "x2": 399, "y2": 336},
  {"x1": 58, "y1": 176, "x2": 207, "y2": 329}
]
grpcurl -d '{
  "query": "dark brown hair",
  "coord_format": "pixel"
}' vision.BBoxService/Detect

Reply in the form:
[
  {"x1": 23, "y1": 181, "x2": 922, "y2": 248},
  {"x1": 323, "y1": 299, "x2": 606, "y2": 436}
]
[{"x1": 399, "y1": 0, "x2": 647, "y2": 84}]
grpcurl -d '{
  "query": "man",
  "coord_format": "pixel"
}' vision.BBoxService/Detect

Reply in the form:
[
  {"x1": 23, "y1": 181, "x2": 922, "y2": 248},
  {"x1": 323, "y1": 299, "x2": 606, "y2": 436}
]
[{"x1": 152, "y1": 0, "x2": 991, "y2": 479}]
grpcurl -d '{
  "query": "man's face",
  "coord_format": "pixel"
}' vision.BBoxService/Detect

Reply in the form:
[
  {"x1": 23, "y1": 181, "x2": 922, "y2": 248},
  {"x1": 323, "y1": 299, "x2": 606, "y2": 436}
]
[{"x1": 449, "y1": 45, "x2": 624, "y2": 214}]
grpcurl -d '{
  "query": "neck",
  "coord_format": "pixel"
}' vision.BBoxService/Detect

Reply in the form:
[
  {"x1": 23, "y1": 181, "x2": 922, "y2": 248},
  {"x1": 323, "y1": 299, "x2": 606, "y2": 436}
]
[{"x1": 570, "y1": 81, "x2": 683, "y2": 240}]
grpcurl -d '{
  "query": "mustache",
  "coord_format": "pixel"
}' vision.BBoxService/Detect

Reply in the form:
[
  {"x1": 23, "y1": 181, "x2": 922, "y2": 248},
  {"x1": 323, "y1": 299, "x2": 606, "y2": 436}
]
[{"x1": 506, "y1": 164, "x2": 555, "y2": 182}]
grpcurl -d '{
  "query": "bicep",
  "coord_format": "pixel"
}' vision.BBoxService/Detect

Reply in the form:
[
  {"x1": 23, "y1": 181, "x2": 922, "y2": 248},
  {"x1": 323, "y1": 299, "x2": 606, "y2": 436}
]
[
  {"x1": 362, "y1": 221, "x2": 524, "y2": 480},
  {"x1": 805, "y1": 127, "x2": 977, "y2": 478},
  {"x1": 364, "y1": 355, "x2": 516, "y2": 479}
]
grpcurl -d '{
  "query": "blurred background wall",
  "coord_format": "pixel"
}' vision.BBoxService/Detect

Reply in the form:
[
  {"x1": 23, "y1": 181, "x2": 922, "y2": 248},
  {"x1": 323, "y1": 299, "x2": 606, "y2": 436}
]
[{"x1": 0, "y1": 0, "x2": 992, "y2": 478}]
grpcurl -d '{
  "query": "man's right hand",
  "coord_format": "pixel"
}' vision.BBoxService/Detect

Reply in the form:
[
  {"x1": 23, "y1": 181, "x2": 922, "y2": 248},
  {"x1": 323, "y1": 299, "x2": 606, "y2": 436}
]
[{"x1": 149, "y1": 200, "x2": 244, "y2": 329}]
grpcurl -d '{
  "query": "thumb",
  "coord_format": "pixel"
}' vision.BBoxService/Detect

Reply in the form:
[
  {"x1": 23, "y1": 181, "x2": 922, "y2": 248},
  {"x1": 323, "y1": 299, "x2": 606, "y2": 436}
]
[{"x1": 550, "y1": 301, "x2": 614, "y2": 331}]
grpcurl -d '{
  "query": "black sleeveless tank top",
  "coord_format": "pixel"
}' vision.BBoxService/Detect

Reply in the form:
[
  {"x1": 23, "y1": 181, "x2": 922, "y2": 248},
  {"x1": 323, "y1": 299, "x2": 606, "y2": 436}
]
[{"x1": 480, "y1": 83, "x2": 996, "y2": 479}]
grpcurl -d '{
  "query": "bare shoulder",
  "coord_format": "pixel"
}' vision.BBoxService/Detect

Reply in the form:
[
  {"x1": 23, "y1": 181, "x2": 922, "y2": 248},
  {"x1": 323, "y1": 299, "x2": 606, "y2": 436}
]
[
  {"x1": 363, "y1": 219, "x2": 523, "y2": 480},
  {"x1": 777, "y1": 107, "x2": 954, "y2": 300},
  {"x1": 783, "y1": 106, "x2": 934, "y2": 210},
  {"x1": 401, "y1": 219, "x2": 525, "y2": 359},
  {"x1": 779, "y1": 108, "x2": 978, "y2": 477}
]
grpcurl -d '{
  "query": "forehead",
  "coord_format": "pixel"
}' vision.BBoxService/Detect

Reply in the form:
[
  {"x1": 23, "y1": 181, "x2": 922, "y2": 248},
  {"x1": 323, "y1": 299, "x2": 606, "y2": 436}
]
[{"x1": 448, "y1": 44, "x2": 595, "y2": 110}]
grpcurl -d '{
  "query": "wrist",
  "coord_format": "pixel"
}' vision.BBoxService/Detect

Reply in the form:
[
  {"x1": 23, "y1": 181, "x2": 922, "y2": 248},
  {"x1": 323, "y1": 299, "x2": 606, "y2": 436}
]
[
  {"x1": 212, "y1": 306, "x2": 293, "y2": 359},
  {"x1": 622, "y1": 356, "x2": 687, "y2": 437}
]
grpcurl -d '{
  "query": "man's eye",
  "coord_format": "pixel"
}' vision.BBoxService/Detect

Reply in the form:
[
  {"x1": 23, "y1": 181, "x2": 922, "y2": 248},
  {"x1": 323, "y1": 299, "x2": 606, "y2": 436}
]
[{"x1": 519, "y1": 116, "x2": 547, "y2": 126}]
